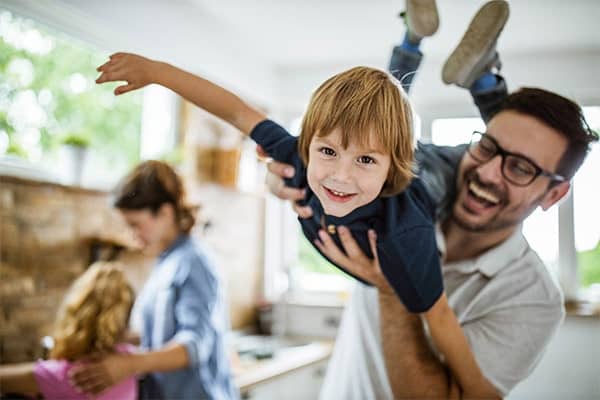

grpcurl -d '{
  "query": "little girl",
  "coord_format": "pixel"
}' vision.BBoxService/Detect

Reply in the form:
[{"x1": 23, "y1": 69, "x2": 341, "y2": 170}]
[{"x1": 0, "y1": 262, "x2": 137, "y2": 400}]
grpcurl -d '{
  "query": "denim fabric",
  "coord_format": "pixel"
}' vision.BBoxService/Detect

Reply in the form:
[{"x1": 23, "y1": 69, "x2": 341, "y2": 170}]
[
  {"x1": 388, "y1": 45, "x2": 423, "y2": 94},
  {"x1": 388, "y1": 45, "x2": 509, "y2": 121},
  {"x1": 415, "y1": 142, "x2": 467, "y2": 222},
  {"x1": 470, "y1": 75, "x2": 509, "y2": 123},
  {"x1": 135, "y1": 235, "x2": 239, "y2": 400}
]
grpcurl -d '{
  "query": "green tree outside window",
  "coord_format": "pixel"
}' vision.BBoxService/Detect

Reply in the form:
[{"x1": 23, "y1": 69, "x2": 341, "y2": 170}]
[{"x1": 0, "y1": 10, "x2": 142, "y2": 171}]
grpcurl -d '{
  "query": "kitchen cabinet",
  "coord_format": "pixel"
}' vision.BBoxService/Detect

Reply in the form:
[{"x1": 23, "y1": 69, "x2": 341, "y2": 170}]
[{"x1": 241, "y1": 359, "x2": 328, "y2": 400}]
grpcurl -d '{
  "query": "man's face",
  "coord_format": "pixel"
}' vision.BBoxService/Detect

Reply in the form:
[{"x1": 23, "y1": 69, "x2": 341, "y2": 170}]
[
  {"x1": 452, "y1": 110, "x2": 569, "y2": 232},
  {"x1": 306, "y1": 128, "x2": 391, "y2": 217}
]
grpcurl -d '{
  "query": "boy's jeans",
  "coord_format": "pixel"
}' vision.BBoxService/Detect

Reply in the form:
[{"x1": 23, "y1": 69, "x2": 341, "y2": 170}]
[{"x1": 388, "y1": 45, "x2": 508, "y2": 123}]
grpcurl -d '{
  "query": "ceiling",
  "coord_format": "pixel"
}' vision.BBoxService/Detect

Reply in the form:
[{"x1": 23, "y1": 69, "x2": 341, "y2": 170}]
[
  {"x1": 193, "y1": 0, "x2": 600, "y2": 67},
  {"x1": 4, "y1": 0, "x2": 599, "y2": 111}
]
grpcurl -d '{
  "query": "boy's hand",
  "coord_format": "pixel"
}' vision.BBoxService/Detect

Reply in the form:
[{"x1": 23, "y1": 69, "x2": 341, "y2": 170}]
[
  {"x1": 96, "y1": 52, "x2": 157, "y2": 95},
  {"x1": 314, "y1": 226, "x2": 395, "y2": 295},
  {"x1": 257, "y1": 146, "x2": 313, "y2": 219}
]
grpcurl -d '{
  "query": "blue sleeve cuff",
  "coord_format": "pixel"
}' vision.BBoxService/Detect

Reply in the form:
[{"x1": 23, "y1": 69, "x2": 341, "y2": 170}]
[{"x1": 250, "y1": 119, "x2": 307, "y2": 190}]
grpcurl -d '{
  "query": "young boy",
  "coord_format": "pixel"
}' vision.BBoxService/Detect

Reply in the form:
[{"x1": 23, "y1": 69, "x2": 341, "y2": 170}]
[{"x1": 95, "y1": 50, "x2": 490, "y2": 393}]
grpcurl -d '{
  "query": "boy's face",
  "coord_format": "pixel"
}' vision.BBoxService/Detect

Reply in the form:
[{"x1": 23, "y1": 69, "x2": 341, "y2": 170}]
[
  {"x1": 306, "y1": 128, "x2": 391, "y2": 217},
  {"x1": 452, "y1": 110, "x2": 570, "y2": 233}
]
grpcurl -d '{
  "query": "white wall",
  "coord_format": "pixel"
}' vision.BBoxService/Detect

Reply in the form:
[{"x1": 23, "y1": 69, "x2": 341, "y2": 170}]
[{"x1": 508, "y1": 316, "x2": 600, "y2": 400}]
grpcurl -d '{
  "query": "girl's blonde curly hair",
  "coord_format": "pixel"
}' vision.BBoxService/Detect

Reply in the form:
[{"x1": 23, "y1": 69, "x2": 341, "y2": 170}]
[{"x1": 49, "y1": 262, "x2": 134, "y2": 361}]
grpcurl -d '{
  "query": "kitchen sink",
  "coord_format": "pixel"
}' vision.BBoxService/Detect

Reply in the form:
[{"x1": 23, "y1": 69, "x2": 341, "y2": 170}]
[{"x1": 234, "y1": 334, "x2": 311, "y2": 360}]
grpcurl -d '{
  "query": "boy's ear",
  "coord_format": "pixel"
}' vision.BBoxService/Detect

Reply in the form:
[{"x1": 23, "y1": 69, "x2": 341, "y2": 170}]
[{"x1": 540, "y1": 181, "x2": 570, "y2": 211}]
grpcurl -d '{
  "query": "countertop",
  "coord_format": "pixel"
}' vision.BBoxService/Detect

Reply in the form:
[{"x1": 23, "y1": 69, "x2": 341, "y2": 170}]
[{"x1": 234, "y1": 339, "x2": 333, "y2": 392}]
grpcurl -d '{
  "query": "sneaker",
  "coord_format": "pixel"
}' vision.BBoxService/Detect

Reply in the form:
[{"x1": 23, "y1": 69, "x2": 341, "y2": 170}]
[
  {"x1": 403, "y1": 0, "x2": 439, "y2": 40},
  {"x1": 442, "y1": 0, "x2": 509, "y2": 88}
]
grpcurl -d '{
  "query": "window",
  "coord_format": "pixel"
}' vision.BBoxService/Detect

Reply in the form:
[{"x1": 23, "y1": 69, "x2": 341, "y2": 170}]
[
  {"x1": 0, "y1": 9, "x2": 143, "y2": 188},
  {"x1": 574, "y1": 107, "x2": 600, "y2": 296}
]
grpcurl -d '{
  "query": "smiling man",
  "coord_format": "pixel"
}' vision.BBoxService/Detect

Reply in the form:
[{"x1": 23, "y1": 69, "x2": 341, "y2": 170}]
[{"x1": 264, "y1": 1, "x2": 598, "y2": 398}]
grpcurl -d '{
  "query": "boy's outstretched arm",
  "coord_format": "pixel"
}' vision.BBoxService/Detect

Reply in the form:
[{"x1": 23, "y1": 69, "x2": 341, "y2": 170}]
[{"x1": 96, "y1": 53, "x2": 266, "y2": 135}]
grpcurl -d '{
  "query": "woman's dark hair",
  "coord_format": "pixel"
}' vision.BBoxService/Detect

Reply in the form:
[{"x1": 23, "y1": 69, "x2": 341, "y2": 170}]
[
  {"x1": 113, "y1": 160, "x2": 196, "y2": 233},
  {"x1": 500, "y1": 87, "x2": 598, "y2": 180}
]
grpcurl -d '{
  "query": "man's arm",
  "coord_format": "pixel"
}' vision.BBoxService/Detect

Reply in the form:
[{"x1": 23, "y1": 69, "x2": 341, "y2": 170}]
[
  {"x1": 380, "y1": 290, "x2": 501, "y2": 399},
  {"x1": 424, "y1": 295, "x2": 501, "y2": 399},
  {"x1": 97, "y1": 52, "x2": 265, "y2": 134},
  {"x1": 379, "y1": 291, "x2": 457, "y2": 399}
]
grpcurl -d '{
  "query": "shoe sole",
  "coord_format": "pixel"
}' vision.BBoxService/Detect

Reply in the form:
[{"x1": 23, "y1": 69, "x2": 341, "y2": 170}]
[
  {"x1": 407, "y1": 0, "x2": 439, "y2": 37},
  {"x1": 442, "y1": 0, "x2": 509, "y2": 87}
]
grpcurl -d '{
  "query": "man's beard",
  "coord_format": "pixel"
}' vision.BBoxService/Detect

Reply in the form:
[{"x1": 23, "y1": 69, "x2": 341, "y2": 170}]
[{"x1": 451, "y1": 169, "x2": 528, "y2": 233}]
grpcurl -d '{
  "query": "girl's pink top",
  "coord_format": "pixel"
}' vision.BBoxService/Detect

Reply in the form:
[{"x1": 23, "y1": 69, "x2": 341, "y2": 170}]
[{"x1": 33, "y1": 343, "x2": 137, "y2": 400}]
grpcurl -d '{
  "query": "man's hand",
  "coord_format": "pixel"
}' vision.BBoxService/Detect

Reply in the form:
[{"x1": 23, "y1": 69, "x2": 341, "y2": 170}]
[
  {"x1": 96, "y1": 52, "x2": 157, "y2": 95},
  {"x1": 257, "y1": 145, "x2": 313, "y2": 219},
  {"x1": 314, "y1": 226, "x2": 395, "y2": 295},
  {"x1": 69, "y1": 353, "x2": 135, "y2": 395}
]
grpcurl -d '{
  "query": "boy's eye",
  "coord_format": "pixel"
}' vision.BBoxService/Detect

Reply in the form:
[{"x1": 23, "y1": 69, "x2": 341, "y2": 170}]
[
  {"x1": 319, "y1": 147, "x2": 336, "y2": 156},
  {"x1": 358, "y1": 155, "x2": 376, "y2": 164}
]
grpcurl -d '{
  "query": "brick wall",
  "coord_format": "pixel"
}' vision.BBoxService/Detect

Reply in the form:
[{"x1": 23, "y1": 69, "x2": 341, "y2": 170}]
[{"x1": 0, "y1": 175, "x2": 264, "y2": 363}]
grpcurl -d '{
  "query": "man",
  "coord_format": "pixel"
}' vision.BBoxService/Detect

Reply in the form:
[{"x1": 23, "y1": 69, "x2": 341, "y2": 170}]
[{"x1": 263, "y1": 1, "x2": 598, "y2": 398}]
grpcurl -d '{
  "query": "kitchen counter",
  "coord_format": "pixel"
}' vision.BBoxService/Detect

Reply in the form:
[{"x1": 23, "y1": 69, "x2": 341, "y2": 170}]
[{"x1": 234, "y1": 338, "x2": 333, "y2": 392}]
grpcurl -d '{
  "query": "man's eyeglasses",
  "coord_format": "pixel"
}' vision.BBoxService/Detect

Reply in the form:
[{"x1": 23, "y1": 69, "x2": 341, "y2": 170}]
[{"x1": 467, "y1": 131, "x2": 566, "y2": 187}]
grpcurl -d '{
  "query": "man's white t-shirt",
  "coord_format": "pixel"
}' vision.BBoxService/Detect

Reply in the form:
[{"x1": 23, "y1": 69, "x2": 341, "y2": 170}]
[{"x1": 319, "y1": 226, "x2": 565, "y2": 399}]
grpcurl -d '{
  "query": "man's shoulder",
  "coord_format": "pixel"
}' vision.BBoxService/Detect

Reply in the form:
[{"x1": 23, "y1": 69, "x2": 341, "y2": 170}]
[{"x1": 487, "y1": 238, "x2": 564, "y2": 311}]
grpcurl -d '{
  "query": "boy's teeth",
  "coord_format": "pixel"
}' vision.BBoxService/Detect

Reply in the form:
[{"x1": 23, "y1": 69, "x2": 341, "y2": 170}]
[
  {"x1": 331, "y1": 189, "x2": 349, "y2": 197},
  {"x1": 469, "y1": 182, "x2": 500, "y2": 204}
]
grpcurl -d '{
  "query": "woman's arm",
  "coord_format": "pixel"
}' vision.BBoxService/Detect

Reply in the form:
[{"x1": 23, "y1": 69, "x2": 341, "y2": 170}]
[
  {"x1": 0, "y1": 362, "x2": 39, "y2": 395},
  {"x1": 69, "y1": 342, "x2": 189, "y2": 395},
  {"x1": 97, "y1": 52, "x2": 265, "y2": 134}
]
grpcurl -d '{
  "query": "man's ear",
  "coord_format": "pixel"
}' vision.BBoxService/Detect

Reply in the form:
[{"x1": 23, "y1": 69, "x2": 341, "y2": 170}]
[{"x1": 541, "y1": 181, "x2": 570, "y2": 211}]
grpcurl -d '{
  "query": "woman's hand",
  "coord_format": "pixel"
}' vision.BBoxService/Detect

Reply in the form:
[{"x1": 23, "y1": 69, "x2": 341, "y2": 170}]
[
  {"x1": 314, "y1": 226, "x2": 394, "y2": 295},
  {"x1": 257, "y1": 145, "x2": 313, "y2": 219},
  {"x1": 96, "y1": 52, "x2": 158, "y2": 95},
  {"x1": 69, "y1": 353, "x2": 135, "y2": 395}
]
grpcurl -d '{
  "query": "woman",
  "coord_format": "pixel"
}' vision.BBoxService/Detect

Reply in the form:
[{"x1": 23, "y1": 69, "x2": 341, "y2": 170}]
[
  {"x1": 0, "y1": 262, "x2": 137, "y2": 400},
  {"x1": 70, "y1": 160, "x2": 238, "y2": 400}
]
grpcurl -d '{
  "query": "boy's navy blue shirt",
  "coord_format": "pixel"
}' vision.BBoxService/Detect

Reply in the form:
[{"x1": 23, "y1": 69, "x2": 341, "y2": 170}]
[{"x1": 251, "y1": 119, "x2": 447, "y2": 313}]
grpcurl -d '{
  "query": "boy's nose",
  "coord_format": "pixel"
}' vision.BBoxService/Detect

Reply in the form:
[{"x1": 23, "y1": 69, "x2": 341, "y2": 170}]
[{"x1": 330, "y1": 163, "x2": 354, "y2": 183}]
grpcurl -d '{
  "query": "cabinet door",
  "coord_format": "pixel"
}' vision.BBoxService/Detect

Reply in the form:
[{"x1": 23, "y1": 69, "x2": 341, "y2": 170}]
[{"x1": 242, "y1": 359, "x2": 329, "y2": 400}]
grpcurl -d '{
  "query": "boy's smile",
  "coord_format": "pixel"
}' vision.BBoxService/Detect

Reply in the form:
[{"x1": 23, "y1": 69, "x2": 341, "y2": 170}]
[{"x1": 306, "y1": 128, "x2": 391, "y2": 217}]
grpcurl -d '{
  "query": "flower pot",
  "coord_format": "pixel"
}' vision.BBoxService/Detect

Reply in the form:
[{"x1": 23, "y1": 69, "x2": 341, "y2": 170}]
[{"x1": 60, "y1": 144, "x2": 88, "y2": 185}]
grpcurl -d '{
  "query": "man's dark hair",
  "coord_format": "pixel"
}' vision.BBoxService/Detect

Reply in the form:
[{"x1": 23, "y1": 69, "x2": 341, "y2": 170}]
[{"x1": 500, "y1": 87, "x2": 598, "y2": 180}]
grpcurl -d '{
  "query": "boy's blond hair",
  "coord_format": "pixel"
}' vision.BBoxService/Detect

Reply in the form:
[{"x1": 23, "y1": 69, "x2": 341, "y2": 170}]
[
  {"x1": 298, "y1": 66, "x2": 415, "y2": 196},
  {"x1": 50, "y1": 262, "x2": 134, "y2": 361}
]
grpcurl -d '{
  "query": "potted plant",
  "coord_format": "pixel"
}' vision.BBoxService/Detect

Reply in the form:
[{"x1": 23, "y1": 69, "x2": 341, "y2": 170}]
[{"x1": 60, "y1": 133, "x2": 90, "y2": 185}]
